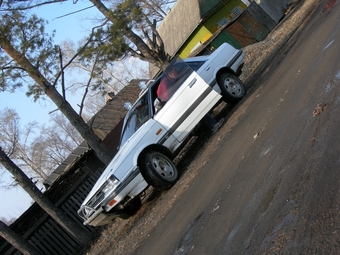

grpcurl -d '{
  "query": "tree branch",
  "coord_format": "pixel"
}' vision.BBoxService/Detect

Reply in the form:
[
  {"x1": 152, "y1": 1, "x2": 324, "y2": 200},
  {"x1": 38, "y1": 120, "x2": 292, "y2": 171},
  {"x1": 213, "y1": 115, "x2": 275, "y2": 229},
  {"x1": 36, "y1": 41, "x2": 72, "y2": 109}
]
[
  {"x1": 58, "y1": 46, "x2": 66, "y2": 99},
  {"x1": 4, "y1": 0, "x2": 67, "y2": 11},
  {"x1": 53, "y1": 20, "x2": 109, "y2": 87},
  {"x1": 78, "y1": 57, "x2": 98, "y2": 116}
]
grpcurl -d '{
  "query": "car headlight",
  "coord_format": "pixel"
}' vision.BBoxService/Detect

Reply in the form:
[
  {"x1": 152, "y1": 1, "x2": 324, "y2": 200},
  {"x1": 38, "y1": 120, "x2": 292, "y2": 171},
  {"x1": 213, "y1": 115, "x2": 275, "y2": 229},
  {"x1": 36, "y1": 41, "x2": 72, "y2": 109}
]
[{"x1": 101, "y1": 175, "x2": 119, "y2": 195}]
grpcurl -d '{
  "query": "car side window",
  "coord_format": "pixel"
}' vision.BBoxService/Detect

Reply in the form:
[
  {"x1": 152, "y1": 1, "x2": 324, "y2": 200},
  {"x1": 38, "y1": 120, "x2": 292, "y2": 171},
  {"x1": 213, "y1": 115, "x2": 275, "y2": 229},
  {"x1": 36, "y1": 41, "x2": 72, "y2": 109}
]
[
  {"x1": 186, "y1": 61, "x2": 205, "y2": 71},
  {"x1": 120, "y1": 93, "x2": 151, "y2": 146},
  {"x1": 155, "y1": 59, "x2": 194, "y2": 106}
]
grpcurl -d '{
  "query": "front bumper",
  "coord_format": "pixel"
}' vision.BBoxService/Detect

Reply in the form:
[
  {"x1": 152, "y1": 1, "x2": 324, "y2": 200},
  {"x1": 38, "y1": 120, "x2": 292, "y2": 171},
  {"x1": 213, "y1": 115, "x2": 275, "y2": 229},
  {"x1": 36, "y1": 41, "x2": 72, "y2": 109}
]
[{"x1": 78, "y1": 169, "x2": 148, "y2": 226}]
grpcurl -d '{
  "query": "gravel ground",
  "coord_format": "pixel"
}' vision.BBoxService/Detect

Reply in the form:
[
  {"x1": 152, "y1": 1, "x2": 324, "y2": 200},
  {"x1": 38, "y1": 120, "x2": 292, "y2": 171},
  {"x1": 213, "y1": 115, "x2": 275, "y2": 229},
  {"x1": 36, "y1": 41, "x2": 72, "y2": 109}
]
[{"x1": 83, "y1": 1, "x2": 325, "y2": 254}]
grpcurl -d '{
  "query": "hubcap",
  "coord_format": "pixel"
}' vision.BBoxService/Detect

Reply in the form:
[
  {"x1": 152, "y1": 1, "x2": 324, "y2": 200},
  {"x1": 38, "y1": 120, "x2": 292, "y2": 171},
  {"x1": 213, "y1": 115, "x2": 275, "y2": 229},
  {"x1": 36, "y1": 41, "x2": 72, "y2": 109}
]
[
  {"x1": 152, "y1": 155, "x2": 176, "y2": 180},
  {"x1": 224, "y1": 77, "x2": 242, "y2": 96}
]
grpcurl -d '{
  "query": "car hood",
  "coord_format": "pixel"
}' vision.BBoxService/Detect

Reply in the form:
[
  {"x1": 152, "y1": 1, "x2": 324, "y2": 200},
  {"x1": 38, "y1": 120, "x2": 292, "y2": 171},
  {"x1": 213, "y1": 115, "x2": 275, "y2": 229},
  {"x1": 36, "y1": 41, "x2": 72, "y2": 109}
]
[{"x1": 81, "y1": 119, "x2": 156, "y2": 206}]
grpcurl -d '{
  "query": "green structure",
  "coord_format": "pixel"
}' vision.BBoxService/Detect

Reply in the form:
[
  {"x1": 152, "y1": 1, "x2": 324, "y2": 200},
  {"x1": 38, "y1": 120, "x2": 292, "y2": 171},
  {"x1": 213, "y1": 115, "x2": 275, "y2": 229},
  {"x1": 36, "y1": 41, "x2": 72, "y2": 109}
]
[{"x1": 157, "y1": 0, "x2": 249, "y2": 59}]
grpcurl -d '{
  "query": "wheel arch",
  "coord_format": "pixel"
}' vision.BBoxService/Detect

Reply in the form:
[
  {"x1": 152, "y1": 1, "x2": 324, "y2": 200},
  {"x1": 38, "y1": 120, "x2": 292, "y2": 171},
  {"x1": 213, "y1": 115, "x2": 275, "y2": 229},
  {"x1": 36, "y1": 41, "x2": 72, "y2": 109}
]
[
  {"x1": 216, "y1": 67, "x2": 236, "y2": 87},
  {"x1": 137, "y1": 144, "x2": 178, "y2": 190},
  {"x1": 137, "y1": 144, "x2": 173, "y2": 167}
]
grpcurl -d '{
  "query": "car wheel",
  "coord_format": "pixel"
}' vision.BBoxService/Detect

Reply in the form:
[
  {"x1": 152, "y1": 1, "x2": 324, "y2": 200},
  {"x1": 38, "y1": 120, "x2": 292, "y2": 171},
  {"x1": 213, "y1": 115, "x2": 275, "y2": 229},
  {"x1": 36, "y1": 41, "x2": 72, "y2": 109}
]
[
  {"x1": 140, "y1": 150, "x2": 178, "y2": 191},
  {"x1": 219, "y1": 73, "x2": 246, "y2": 104}
]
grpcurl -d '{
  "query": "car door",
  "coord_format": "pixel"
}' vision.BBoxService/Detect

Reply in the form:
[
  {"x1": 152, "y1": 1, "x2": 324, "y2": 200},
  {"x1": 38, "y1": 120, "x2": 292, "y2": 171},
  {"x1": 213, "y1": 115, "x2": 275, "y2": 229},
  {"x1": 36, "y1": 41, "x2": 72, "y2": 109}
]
[{"x1": 154, "y1": 70, "x2": 221, "y2": 145}]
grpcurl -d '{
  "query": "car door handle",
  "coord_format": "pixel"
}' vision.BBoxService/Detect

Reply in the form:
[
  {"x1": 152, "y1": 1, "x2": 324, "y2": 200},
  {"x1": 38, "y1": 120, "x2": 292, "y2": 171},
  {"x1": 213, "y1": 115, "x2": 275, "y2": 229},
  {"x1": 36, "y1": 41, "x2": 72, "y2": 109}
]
[{"x1": 188, "y1": 78, "x2": 197, "y2": 88}]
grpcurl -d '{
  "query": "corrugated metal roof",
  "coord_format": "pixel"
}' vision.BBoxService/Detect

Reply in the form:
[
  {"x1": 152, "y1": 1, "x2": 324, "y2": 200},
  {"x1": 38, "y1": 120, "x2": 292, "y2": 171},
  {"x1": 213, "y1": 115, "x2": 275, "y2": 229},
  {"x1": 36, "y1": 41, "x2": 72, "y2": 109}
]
[
  {"x1": 90, "y1": 79, "x2": 142, "y2": 140},
  {"x1": 157, "y1": 0, "x2": 201, "y2": 58},
  {"x1": 43, "y1": 140, "x2": 89, "y2": 186}
]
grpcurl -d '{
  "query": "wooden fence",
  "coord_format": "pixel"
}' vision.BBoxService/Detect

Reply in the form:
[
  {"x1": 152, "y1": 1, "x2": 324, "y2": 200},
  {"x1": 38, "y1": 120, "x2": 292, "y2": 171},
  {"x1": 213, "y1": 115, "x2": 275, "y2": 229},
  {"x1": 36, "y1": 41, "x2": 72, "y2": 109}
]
[{"x1": 1, "y1": 153, "x2": 105, "y2": 255}]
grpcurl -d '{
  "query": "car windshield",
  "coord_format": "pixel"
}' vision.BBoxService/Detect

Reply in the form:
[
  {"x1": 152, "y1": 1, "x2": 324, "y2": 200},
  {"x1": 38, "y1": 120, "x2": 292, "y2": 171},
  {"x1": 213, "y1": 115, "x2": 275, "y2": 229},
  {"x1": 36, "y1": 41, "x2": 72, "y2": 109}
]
[{"x1": 120, "y1": 92, "x2": 151, "y2": 146}]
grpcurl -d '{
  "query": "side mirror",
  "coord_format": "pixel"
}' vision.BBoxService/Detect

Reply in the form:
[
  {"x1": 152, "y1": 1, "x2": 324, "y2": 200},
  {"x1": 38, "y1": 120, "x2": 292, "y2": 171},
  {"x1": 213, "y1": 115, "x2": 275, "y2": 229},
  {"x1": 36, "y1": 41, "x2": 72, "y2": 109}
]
[
  {"x1": 154, "y1": 98, "x2": 162, "y2": 112},
  {"x1": 138, "y1": 81, "x2": 147, "y2": 90},
  {"x1": 139, "y1": 80, "x2": 154, "y2": 96},
  {"x1": 124, "y1": 102, "x2": 132, "y2": 111}
]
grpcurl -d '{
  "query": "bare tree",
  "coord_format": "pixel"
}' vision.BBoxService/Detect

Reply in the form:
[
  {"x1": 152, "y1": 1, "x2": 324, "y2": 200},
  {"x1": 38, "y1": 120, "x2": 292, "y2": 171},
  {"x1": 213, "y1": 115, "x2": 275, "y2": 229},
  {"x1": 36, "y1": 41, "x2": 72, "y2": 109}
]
[
  {"x1": 31, "y1": 113, "x2": 83, "y2": 174},
  {"x1": 0, "y1": 108, "x2": 83, "y2": 184},
  {"x1": 61, "y1": 39, "x2": 149, "y2": 93},
  {"x1": 0, "y1": 108, "x2": 20, "y2": 157},
  {"x1": 0, "y1": 109, "x2": 45, "y2": 182},
  {"x1": 59, "y1": 39, "x2": 149, "y2": 117}
]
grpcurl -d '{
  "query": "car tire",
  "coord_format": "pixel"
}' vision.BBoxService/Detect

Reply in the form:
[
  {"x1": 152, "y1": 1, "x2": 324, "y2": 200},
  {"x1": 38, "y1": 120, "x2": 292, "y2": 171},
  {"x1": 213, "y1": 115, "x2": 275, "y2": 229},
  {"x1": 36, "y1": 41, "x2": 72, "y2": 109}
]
[
  {"x1": 140, "y1": 150, "x2": 178, "y2": 191},
  {"x1": 219, "y1": 73, "x2": 246, "y2": 104}
]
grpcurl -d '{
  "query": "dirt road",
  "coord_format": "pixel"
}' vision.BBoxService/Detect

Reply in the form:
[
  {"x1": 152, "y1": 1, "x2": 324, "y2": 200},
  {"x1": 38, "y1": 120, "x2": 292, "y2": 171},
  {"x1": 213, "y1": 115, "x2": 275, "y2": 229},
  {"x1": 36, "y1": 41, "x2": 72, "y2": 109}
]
[
  {"x1": 86, "y1": 0, "x2": 340, "y2": 254},
  {"x1": 128, "y1": 2, "x2": 340, "y2": 254}
]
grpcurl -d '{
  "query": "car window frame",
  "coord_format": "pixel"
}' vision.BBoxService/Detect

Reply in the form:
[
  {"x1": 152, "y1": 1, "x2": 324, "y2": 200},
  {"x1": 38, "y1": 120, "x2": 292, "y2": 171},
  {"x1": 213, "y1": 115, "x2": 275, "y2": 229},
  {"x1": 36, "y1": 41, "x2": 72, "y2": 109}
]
[{"x1": 119, "y1": 91, "x2": 153, "y2": 147}]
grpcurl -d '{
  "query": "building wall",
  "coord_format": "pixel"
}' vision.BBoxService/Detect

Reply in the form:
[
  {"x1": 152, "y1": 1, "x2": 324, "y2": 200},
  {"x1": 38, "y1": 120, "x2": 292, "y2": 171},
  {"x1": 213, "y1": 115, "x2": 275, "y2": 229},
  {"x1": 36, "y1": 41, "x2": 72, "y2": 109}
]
[
  {"x1": 178, "y1": 26, "x2": 212, "y2": 58},
  {"x1": 177, "y1": 0, "x2": 248, "y2": 58},
  {"x1": 204, "y1": 1, "x2": 248, "y2": 33}
]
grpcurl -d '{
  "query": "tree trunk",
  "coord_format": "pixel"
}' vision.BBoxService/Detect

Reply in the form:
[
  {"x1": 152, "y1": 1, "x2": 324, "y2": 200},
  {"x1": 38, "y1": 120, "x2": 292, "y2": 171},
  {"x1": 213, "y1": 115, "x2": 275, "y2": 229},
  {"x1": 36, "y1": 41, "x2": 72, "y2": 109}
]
[
  {"x1": 0, "y1": 36, "x2": 112, "y2": 166},
  {"x1": 0, "y1": 220, "x2": 44, "y2": 255},
  {"x1": 0, "y1": 148, "x2": 92, "y2": 245}
]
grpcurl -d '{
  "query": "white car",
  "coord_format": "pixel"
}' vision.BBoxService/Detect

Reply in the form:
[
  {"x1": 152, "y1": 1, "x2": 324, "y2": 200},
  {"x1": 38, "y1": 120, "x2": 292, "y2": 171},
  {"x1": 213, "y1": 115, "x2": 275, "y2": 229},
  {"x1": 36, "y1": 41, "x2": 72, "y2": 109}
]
[{"x1": 78, "y1": 43, "x2": 246, "y2": 226}]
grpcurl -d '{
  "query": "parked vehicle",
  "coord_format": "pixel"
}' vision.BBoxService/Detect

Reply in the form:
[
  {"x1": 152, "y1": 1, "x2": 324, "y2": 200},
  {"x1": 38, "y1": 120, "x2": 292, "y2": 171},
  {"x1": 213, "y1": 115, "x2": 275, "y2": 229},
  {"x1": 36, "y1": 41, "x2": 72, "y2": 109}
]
[{"x1": 78, "y1": 43, "x2": 246, "y2": 226}]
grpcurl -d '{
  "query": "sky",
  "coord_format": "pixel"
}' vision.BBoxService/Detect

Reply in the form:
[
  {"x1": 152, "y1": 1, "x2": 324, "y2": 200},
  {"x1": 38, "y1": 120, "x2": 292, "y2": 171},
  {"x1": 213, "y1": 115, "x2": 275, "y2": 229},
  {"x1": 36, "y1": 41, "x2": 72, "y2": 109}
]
[{"x1": 0, "y1": 1, "x2": 102, "y2": 221}]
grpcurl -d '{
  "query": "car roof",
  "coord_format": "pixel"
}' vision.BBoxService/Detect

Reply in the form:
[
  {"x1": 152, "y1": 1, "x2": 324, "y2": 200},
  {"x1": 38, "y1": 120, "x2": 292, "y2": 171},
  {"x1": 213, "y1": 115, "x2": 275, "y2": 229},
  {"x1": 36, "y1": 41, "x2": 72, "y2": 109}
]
[{"x1": 184, "y1": 55, "x2": 209, "y2": 63}]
